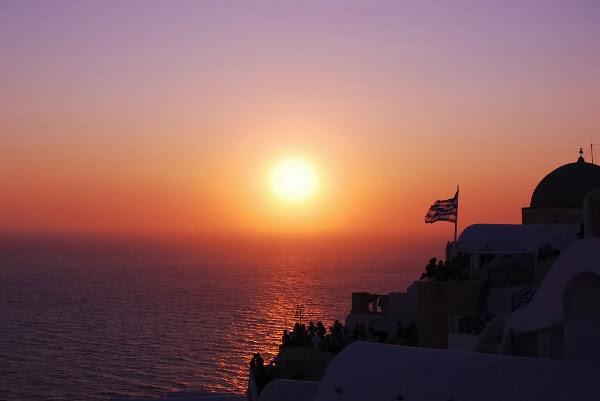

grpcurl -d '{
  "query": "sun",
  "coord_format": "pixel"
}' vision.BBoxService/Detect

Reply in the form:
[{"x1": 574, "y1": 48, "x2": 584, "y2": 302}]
[{"x1": 271, "y1": 158, "x2": 317, "y2": 202}]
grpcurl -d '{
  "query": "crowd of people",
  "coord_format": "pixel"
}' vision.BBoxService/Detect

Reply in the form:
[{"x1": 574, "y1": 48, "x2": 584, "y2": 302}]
[
  {"x1": 249, "y1": 320, "x2": 349, "y2": 395},
  {"x1": 281, "y1": 320, "x2": 352, "y2": 354},
  {"x1": 249, "y1": 318, "x2": 418, "y2": 395},
  {"x1": 420, "y1": 256, "x2": 470, "y2": 281}
]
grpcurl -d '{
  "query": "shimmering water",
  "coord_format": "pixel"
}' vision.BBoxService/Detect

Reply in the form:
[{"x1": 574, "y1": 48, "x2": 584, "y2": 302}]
[{"x1": 0, "y1": 236, "x2": 437, "y2": 400}]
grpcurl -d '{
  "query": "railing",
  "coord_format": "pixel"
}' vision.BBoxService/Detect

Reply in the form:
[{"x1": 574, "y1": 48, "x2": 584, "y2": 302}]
[
  {"x1": 448, "y1": 314, "x2": 495, "y2": 335},
  {"x1": 488, "y1": 265, "x2": 534, "y2": 287},
  {"x1": 510, "y1": 285, "x2": 538, "y2": 312}
]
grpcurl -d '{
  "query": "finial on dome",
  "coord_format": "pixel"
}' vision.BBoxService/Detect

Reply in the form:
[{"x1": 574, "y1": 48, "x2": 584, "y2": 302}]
[{"x1": 578, "y1": 147, "x2": 585, "y2": 163}]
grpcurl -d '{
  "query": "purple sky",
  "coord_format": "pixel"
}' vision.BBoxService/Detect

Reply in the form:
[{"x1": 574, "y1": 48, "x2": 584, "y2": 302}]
[{"x1": 1, "y1": 1, "x2": 599, "y2": 235}]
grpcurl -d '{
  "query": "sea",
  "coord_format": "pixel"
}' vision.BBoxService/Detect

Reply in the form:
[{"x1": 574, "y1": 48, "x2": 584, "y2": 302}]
[{"x1": 0, "y1": 234, "x2": 441, "y2": 401}]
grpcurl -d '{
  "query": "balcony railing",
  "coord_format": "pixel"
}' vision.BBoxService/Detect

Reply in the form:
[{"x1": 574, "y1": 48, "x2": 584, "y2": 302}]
[
  {"x1": 449, "y1": 314, "x2": 495, "y2": 335},
  {"x1": 488, "y1": 265, "x2": 534, "y2": 287}
]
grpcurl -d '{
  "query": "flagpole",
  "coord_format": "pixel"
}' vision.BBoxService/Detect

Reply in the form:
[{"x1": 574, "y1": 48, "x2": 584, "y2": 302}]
[{"x1": 454, "y1": 185, "x2": 459, "y2": 243}]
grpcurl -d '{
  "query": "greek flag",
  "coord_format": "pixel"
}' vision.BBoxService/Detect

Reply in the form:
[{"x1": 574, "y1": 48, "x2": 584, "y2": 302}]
[{"x1": 425, "y1": 190, "x2": 458, "y2": 223}]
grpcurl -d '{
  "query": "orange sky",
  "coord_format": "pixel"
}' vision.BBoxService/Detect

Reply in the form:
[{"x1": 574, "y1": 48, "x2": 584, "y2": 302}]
[{"x1": 1, "y1": 1, "x2": 599, "y2": 238}]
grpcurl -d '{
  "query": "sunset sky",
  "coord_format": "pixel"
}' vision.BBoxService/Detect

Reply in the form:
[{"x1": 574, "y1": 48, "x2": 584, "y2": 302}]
[{"x1": 1, "y1": 1, "x2": 599, "y2": 238}]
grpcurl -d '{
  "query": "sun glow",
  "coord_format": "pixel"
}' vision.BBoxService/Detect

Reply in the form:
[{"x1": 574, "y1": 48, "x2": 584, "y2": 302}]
[{"x1": 271, "y1": 159, "x2": 317, "y2": 202}]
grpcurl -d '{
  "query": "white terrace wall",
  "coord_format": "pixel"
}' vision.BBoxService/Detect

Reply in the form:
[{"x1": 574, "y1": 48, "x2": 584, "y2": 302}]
[
  {"x1": 314, "y1": 342, "x2": 600, "y2": 401},
  {"x1": 257, "y1": 380, "x2": 319, "y2": 401}
]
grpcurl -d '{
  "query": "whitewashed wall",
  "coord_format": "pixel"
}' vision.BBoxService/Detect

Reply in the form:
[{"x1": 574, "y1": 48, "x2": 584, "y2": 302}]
[{"x1": 313, "y1": 342, "x2": 600, "y2": 401}]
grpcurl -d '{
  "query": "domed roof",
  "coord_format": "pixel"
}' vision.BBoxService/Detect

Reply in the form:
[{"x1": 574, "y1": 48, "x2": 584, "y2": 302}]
[{"x1": 530, "y1": 151, "x2": 600, "y2": 209}]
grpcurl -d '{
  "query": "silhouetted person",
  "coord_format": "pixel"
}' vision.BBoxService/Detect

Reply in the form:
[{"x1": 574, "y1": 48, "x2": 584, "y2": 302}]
[
  {"x1": 425, "y1": 257, "x2": 437, "y2": 278},
  {"x1": 308, "y1": 321, "x2": 316, "y2": 338},
  {"x1": 282, "y1": 329, "x2": 291, "y2": 346},
  {"x1": 333, "y1": 320, "x2": 343, "y2": 334},
  {"x1": 256, "y1": 354, "x2": 266, "y2": 392},
  {"x1": 311, "y1": 332, "x2": 322, "y2": 350},
  {"x1": 251, "y1": 353, "x2": 268, "y2": 393},
  {"x1": 316, "y1": 321, "x2": 326, "y2": 338}
]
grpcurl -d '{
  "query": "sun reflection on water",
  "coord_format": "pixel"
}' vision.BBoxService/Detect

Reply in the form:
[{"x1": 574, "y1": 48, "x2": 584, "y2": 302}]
[{"x1": 0, "y1": 245, "x2": 426, "y2": 399}]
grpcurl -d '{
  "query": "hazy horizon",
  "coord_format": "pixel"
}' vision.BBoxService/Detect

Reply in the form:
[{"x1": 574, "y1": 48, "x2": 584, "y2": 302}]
[{"x1": 0, "y1": 229, "x2": 448, "y2": 259}]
